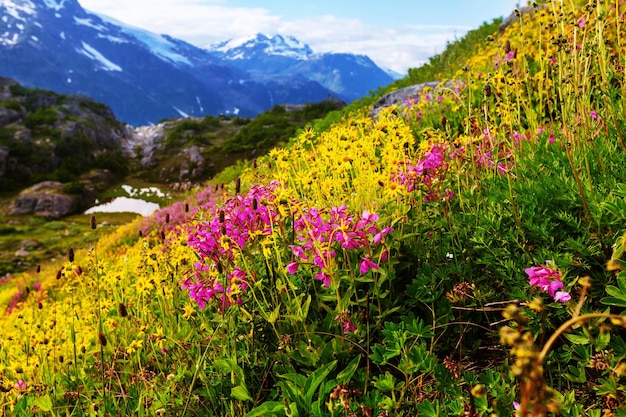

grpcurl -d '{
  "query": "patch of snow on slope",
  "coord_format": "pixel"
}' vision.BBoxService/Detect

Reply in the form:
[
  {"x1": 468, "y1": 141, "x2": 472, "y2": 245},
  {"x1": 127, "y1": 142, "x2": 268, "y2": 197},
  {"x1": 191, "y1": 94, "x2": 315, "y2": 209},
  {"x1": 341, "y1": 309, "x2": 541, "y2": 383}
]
[
  {"x1": 0, "y1": 31, "x2": 20, "y2": 46},
  {"x1": 77, "y1": 41, "x2": 122, "y2": 71},
  {"x1": 173, "y1": 106, "x2": 189, "y2": 118},
  {"x1": 73, "y1": 16, "x2": 106, "y2": 31},
  {"x1": 1, "y1": 0, "x2": 36, "y2": 21},
  {"x1": 92, "y1": 13, "x2": 191, "y2": 65},
  {"x1": 42, "y1": 0, "x2": 66, "y2": 11}
]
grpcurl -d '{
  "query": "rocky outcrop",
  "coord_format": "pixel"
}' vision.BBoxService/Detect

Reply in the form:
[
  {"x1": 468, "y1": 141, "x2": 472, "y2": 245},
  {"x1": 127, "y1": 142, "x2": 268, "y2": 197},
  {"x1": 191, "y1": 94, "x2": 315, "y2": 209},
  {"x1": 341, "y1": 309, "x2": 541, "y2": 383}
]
[
  {"x1": 0, "y1": 146, "x2": 8, "y2": 177},
  {"x1": 369, "y1": 80, "x2": 455, "y2": 118},
  {"x1": 0, "y1": 78, "x2": 131, "y2": 192},
  {"x1": 11, "y1": 181, "x2": 80, "y2": 220},
  {"x1": 125, "y1": 123, "x2": 165, "y2": 167}
]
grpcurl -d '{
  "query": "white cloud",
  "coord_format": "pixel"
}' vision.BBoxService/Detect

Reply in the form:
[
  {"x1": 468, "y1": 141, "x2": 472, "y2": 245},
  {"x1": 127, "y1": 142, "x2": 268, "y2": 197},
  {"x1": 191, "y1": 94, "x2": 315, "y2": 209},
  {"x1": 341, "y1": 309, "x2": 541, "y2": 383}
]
[{"x1": 80, "y1": 0, "x2": 494, "y2": 73}]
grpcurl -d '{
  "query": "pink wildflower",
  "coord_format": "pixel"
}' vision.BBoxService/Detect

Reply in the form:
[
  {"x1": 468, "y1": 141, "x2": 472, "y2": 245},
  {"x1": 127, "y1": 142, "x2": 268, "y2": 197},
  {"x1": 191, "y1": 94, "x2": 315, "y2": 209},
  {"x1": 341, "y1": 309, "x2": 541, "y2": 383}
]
[
  {"x1": 15, "y1": 380, "x2": 27, "y2": 391},
  {"x1": 359, "y1": 257, "x2": 379, "y2": 274},
  {"x1": 286, "y1": 262, "x2": 299, "y2": 275},
  {"x1": 554, "y1": 291, "x2": 572, "y2": 303},
  {"x1": 335, "y1": 311, "x2": 357, "y2": 333},
  {"x1": 315, "y1": 272, "x2": 331, "y2": 287},
  {"x1": 525, "y1": 263, "x2": 570, "y2": 302}
]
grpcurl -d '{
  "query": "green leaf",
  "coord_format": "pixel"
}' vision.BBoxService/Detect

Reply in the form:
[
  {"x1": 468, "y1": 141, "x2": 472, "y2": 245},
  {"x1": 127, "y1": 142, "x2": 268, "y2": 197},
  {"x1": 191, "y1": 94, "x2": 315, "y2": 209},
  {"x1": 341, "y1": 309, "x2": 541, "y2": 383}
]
[
  {"x1": 232, "y1": 385, "x2": 253, "y2": 402},
  {"x1": 336, "y1": 356, "x2": 360, "y2": 384},
  {"x1": 32, "y1": 395, "x2": 53, "y2": 412},
  {"x1": 605, "y1": 285, "x2": 626, "y2": 301},
  {"x1": 564, "y1": 333, "x2": 591, "y2": 345},
  {"x1": 600, "y1": 296, "x2": 626, "y2": 307},
  {"x1": 416, "y1": 399, "x2": 440, "y2": 417},
  {"x1": 304, "y1": 360, "x2": 337, "y2": 407},
  {"x1": 244, "y1": 401, "x2": 285, "y2": 417},
  {"x1": 563, "y1": 365, "x2": 586, "y2": 383},
  {"x1": 373, "y1": 372, "x2": 396, "y2": 392},
  {"x1": 268, "y1": 305, "x2": 280, "y2": 324}
]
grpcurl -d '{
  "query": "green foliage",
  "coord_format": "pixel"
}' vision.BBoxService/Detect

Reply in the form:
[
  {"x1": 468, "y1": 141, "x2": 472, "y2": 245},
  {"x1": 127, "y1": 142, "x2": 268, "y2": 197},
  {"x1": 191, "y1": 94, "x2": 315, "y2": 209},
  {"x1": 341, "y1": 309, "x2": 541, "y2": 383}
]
[
  {"x1": 406, "y1": 18, "x2": 503, "y2": 85},
  {"x1": 0, "y1": 100, "x2": 23, "y2": 112},
  {"x1": 61, "y1": 181, "x2": 85, "y2": 195},
  {"x1": 222, "y1": 100, "x2": 344, "y2": 152},
  {"x1": 23, "y1": 107, "x2": 57, "y2": 129}
]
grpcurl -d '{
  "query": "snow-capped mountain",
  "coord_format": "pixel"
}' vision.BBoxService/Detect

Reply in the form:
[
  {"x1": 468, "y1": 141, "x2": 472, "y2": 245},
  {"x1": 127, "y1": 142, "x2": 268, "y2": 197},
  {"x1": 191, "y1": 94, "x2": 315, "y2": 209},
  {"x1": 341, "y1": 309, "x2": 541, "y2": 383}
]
[
  {"x1": 209, "y1": 34, "x2": 395, "y2": 101},
  {"x1": 0, "y1": 0, "x2": 393, "y2": 125}
]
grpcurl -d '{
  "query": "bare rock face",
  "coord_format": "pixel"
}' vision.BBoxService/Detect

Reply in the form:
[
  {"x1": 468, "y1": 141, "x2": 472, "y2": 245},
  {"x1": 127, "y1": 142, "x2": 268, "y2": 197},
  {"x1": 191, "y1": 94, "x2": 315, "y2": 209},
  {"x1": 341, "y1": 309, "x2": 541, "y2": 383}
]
[
  {"x1": 0, "y1": 146, "x2": 8, "y2": 177},
  {"x1": 369, "y1": 80, "x2": 455, "y2": 118},
  {"x1": 10, "y1": 181, "x2": 78, "y2": 220}
]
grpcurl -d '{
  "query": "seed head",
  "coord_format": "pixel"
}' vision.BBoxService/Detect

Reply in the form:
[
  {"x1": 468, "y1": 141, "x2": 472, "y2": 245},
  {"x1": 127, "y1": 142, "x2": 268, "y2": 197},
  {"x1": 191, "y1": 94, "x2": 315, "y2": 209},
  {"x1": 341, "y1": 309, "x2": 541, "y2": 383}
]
[
  {"x1": 90, "y1": 214, "x2": 97, "y2": 230},
  {"x1": 118, "y1": 302, "x2": 128, "y2": 317},
  {"x1": 68, "y1": 248, "x2": 75, "y2": 263}
]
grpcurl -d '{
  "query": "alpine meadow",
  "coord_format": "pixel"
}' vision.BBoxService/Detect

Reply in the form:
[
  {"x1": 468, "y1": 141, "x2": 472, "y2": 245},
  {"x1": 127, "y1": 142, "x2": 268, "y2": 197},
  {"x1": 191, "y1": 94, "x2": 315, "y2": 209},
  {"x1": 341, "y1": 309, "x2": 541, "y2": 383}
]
[{"x1": 3, "y1": 1, "x2": 626, "y2": 416}]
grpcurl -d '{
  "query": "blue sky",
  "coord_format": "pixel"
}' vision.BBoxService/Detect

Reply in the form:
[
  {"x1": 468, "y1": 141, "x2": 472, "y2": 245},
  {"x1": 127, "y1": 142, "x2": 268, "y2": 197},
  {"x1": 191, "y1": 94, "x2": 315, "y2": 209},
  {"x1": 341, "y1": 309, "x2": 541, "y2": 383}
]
[{"x1": 78, "y1": 0, "x2": 522, "y2": 74}]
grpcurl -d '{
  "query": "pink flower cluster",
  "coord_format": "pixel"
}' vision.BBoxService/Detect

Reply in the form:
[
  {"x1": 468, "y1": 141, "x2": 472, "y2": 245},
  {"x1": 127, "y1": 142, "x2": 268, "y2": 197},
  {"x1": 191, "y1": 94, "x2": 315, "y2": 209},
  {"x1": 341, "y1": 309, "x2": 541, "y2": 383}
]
[
  {"x1": 391, "y1": 144, "x2": 454, "y2": 202},
  {"x1": 140, "y1": 185, "x2": 219, "y2": 238},
  {"x1": 286, "y1": 206, "x2": 393, "y2": 287},
  {"x1": 525, "y1": 263, "x2": 571, "y2": 302},
  {"x1": 184, "y1": 182, "x2": 282, "y2": 310},
  {"x1": 6, "y1": 281, "x2": 42, "y2": 314}
]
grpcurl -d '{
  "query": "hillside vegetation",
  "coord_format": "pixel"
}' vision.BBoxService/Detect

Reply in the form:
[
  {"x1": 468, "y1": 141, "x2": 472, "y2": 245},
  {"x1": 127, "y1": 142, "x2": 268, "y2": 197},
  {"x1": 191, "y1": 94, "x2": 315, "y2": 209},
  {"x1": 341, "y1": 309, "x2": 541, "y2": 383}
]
[
  {"x1": 2, "y1": 1, "x2": 626, "y2": 416},
  {"x1": 142, "y1": 99, "x2": 345, "y2": 183},
  {"x1": 0, "y1": 79, "x2": 129, "y2": 192}
]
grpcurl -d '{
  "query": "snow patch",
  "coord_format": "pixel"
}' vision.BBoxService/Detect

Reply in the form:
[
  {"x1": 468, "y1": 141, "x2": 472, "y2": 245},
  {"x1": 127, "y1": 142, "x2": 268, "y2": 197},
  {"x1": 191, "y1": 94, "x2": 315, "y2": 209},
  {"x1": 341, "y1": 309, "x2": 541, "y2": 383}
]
[
  {"x1": 94, "y1": 13, "x2": 191, "y2": 65},
  {"x1": 173, "y1": 106, "x2": 189, "y2": 118},
  {"x1": 77, "y1": 41, "x2": 122, "y2": 71},
  {"x1": 85, "y1": 197, "x2": 159, "y2": 217},
  {"x1": 196, "y1": 96, "x2": 204, "y2": 112},
  {"x1": 0, "y1": 31, "x2": 20, "y2": 46},
  {"x1": 2, "y1": 0, "x2": 36, "y2": 21},
  {"x1": 43, "y1": 0, "x2": 67, "y2": 11},
  {"x1": 98, "y1": 33, "x2": 127, "y2": 44},
  {"x1": 73, "y1": 17, "x2": 106, "y2": 32}
]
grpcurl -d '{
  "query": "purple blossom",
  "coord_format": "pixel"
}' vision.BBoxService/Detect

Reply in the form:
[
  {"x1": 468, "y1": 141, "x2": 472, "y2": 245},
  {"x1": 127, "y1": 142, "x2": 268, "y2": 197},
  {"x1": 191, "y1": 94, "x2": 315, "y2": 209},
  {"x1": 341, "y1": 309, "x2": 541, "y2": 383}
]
[
  {"x1": 315, "y1": 272, "x2": 331, "y2": 287},
  {"x1": 15, "y1": 379, "x2": 27, "y2": 391},
  {"x1": 286, "y1": 262, "x2": 299, "y2": 275},
  {"x1": 554, "y1": 291, "x2": 572, "y2": 303},
  {"x1": 359, "y1": 257, "x2": 380, "y2": 274},
  {"x1": 525, "y1": 263, "x2": 570, "y2": 302}
]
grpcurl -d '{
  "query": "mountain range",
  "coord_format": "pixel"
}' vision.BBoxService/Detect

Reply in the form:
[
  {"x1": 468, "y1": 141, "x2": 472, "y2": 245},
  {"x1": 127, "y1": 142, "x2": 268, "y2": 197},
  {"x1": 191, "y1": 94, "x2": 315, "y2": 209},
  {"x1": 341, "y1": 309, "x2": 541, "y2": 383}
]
[{"x1": 0, "y1": 0, "x2": 396, "y2": 125}]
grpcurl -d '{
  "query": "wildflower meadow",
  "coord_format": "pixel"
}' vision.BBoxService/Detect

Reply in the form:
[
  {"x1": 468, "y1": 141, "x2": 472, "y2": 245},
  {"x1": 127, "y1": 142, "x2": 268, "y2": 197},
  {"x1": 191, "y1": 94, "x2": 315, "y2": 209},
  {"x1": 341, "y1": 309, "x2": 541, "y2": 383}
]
[{"x1": 2, "y1": 1, "x2": 626, "y2": 415}]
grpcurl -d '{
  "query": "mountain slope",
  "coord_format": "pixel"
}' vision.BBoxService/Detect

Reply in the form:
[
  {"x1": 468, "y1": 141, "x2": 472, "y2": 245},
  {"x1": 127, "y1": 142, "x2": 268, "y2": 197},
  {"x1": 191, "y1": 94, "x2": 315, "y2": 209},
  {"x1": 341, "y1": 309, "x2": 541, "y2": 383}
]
[
  {"x1": 210, "y1": 33, "x2": 395, "y2": 101},
  {"x1": 0, "y1": 0, "x2": 340, "y2": 124}
]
